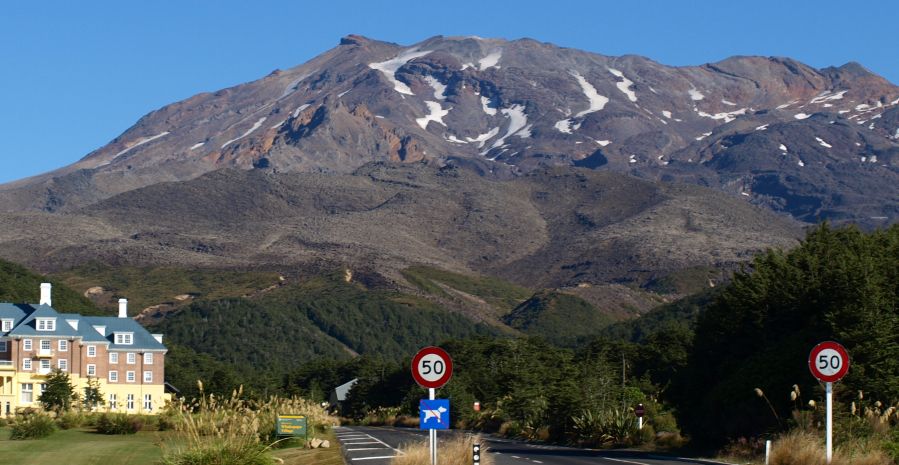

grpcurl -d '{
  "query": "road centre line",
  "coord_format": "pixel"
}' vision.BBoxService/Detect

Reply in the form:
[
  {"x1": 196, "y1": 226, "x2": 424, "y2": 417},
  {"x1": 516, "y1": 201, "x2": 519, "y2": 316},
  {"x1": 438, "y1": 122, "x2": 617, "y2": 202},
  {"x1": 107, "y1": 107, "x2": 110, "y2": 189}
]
[{"x1": 601, "y1": 457, "x2": 651, "y2": 465}]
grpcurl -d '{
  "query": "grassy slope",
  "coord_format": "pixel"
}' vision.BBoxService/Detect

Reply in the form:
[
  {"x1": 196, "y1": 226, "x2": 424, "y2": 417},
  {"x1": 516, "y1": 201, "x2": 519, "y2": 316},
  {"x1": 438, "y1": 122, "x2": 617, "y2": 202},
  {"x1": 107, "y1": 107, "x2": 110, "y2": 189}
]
[
  {"x1": 0, "y1": 258, "x2": 104, "y2": 315},
  {"x1": 0, "y1": 427, "x2": 165, "y2": 465},
  {"x1": 503, "y1": 290, "x2": 613, "y2": 345},
  {"x1": 401, "y1": 266, "x2": 532, "y2": 314},
  {"x1": 55, "y1": 262, "x2": 281, "y2": 315}
]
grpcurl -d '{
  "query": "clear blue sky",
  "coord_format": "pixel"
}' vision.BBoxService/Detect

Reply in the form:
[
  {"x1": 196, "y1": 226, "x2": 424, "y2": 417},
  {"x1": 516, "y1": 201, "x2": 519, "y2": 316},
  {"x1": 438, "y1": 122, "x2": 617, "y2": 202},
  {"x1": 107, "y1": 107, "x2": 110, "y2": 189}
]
[{"x1": 1, "y1": 0, "x2": 895, "y2": 184}]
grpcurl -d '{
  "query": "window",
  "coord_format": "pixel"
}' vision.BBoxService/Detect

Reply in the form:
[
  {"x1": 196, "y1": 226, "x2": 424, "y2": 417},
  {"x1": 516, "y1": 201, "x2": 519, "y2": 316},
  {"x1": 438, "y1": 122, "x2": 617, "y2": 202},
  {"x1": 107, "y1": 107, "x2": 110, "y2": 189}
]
[
  {"x1": 1, "y1": 319, "x2": 12, "y2": 332},
  {"x1": 58, "y1": 359, "x2": 68, "y2": 371},
  {"x1": 20, "y1": 383, "x2": 33, "y2": 403},
  {"x1": 143, "y1": 371, "x2": 153, "y2": 383},
  {"x1": 58, "y1": 340, "x2": 68, "y2": 352},
  {"x1": 36, "y1": 318, "x2": 55, "y2": 331},
  {"x1": 127, "y1": 353, "x2": 136, "y2": 364},
  {"x1": 109, "y1": 352, "x2": 118, "y2": 364},
  {"x1": 115, "y1": 333, "x2": 133, "y2": 345},
  {"x1": 39, "y1": 359, "x2": 50, "y2": 372},
  {"x1": 109, "y1": 370, "x2": 118, "y2": 382},
  {"x1": 143, "y1": 394, "x2": 153, "y2": 411},
  {"x1": 23, "y1": 339, "x2": 32, "y2": 351},
  {"x1": 0, "y1": 341, "x2": 6, "y2": 352},
  {"x1": 126, "y1": 371, "x2": 135, "y2": 383},
  {"x1": 40, "y1": 383, "x2": 47, "y2": 394},
  {"x1": 40, "y1": 340, "x2": 51, "y2": 351},
  {"x1": 87, "y1": 345, "x2": 96, "y2": 357},
  {"x1": 86, "y1": 364, "x2": 96, "y2": 377},
  {"x1": 126, "y1": 394, "x2": 134, "y2": 410},
  {"x1": 22, "y1": 359, "x2": 31, "y2": 370},
  {"x1": 144, "y1": 353, "x2": 153, "y2": 365},
  {"x1": 109, "y1": 393, "x2": 117, "y2": 409}
]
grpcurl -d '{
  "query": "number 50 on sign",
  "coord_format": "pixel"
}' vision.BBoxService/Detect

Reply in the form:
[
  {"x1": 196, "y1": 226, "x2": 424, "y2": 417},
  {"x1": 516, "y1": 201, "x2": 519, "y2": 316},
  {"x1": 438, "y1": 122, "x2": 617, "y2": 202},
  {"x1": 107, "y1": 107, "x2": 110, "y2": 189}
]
[{"x1": 809, "y1": 341, "x2": 850, "y2": 383}]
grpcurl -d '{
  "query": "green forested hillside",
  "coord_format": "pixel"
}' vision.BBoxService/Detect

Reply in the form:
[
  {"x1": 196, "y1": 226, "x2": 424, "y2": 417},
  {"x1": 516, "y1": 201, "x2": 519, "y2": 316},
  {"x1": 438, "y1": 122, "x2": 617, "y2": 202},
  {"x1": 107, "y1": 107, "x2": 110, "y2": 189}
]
[
  {"x1": 0, "y1": 258, "x2": 105, "y2": 315},
  {"x1": 673, "y1": 223, "x2": 899, "y2": 444}
]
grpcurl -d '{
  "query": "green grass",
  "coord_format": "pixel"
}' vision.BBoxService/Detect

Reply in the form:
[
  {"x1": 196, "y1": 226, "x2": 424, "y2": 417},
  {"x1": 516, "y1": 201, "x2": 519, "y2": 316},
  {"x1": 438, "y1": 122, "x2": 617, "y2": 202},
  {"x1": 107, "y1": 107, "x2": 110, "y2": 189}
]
[
  {"x1": 0, "y1": 426, "x2": 167, "y2": 465},
  {"x1": 401, "y1": 266, "x2": 532, "y2": 311},
  {"x1": 55, "y1": 262, "x2": 281, "y2": 315}
]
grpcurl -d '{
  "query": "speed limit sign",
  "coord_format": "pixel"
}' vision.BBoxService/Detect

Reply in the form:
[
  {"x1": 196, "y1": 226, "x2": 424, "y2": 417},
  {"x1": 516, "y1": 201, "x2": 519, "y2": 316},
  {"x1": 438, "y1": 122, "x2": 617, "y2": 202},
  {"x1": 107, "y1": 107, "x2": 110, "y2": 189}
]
[
  {"x1": 809, "y1": 341, "x2": 850, "y2": 383},
  {"x1": 412, "y1": 346, "x2": 453, "y2": 389}
]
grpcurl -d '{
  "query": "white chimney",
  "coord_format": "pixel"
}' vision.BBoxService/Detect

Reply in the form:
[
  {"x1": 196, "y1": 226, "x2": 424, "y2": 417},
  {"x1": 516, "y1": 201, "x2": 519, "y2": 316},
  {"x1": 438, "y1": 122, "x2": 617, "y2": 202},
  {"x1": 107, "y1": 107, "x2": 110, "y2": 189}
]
[
  {"x1": 152, "y1": 334, "x2": 163, "y2": 344},
  {"x1": 39, "y1": 283, "x2": 52, "y2": 306},
  {"x1": 118, "y1": 299, "x2": 128, "y2": 318}
]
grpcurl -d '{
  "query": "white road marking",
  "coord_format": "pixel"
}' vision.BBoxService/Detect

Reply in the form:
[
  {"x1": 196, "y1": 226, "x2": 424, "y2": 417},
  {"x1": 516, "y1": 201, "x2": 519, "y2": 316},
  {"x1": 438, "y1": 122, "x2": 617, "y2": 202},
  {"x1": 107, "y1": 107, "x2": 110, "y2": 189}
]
[
  {"x1": 512, "y1": 456, "x2": 521, "y2": 459},
  {"x1": 347, "y1": 448, "x2": 389, "y2": 451},
  {"x1": 352, "y1": 456, "x2": 396, "y2": 461},
  {"x1": 601, "y1": 457, "x2": 650, "y2": 465},
  {"x1": 533, "y1": 461, "x2": 543, "y2": 464},
  {"x1": 344, "y1": 441, "x2": 382, "y2": 445}
]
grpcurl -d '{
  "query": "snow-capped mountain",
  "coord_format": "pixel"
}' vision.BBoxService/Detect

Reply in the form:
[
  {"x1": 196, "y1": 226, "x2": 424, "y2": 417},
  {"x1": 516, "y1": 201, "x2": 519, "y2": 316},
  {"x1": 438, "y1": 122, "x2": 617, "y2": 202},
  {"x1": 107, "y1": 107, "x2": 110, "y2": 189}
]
[{"x1": 2, "y1": 34, "x2": 897, "y2": 225}]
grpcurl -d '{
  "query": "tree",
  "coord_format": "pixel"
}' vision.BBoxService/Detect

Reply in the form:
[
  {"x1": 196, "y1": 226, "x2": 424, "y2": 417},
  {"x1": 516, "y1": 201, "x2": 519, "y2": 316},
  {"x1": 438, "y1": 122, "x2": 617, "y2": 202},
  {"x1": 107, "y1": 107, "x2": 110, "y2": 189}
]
[
  {"x1": 39, "y1": 369, "x2": 76, "y2": 412},
  {"x1": 83, "y1": 377, "x2": 105, "y2": 411}
]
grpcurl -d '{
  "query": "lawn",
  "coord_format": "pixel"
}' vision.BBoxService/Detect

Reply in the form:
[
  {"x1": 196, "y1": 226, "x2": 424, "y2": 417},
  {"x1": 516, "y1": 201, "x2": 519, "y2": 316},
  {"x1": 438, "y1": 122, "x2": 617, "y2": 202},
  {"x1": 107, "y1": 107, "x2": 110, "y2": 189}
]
[
  {"x1": 0, "y1": 426, "x2": 343, "y2": 465},
  {"x1": 0, "y1": 427, "x2": 166, "y2": 465}
]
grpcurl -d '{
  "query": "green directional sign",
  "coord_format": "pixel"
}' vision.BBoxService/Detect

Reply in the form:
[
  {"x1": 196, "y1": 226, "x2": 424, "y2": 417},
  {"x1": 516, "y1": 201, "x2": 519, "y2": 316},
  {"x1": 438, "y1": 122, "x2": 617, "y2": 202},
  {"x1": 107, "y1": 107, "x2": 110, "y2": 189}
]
[{"x1": 276, "y1": 414, "x2": 308, "y2": 438}]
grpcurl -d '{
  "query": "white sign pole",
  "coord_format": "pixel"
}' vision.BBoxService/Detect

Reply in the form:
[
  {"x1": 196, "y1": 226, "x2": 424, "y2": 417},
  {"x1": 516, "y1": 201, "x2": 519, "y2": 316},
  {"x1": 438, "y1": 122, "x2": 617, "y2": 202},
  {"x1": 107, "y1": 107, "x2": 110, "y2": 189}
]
[
  {"x1": 430, "y1": 387, "x2": 437, "y2": 465},
  {"x1": 638, "y1": 417, "x2": 643, "y2": 430},
  {"x1": 826, "y1": 382, "x2": 833, "y2": 464}
]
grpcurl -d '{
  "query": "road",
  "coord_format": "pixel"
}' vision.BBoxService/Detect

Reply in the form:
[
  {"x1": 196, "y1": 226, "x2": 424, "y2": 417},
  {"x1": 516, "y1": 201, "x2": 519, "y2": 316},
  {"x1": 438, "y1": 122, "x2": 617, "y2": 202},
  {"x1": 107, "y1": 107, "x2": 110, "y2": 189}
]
[{"x1": 334, "y1": 426, "x2": 731, "y2": 465}]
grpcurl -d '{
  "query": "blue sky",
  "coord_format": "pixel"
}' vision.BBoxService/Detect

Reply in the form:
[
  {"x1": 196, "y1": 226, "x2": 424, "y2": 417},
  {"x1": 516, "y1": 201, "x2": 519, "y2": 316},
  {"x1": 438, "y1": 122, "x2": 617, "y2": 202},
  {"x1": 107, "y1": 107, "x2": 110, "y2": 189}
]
[{"x1": 1, "y1": 0, "x2": 896, "y2": 184}]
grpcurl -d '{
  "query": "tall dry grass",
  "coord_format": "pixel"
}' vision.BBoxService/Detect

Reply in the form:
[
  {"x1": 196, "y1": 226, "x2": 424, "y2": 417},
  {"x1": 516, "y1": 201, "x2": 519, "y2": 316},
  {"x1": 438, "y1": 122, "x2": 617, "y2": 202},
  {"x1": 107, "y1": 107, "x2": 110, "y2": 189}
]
[
  {"x1": 391, "y1": 435, "x2": 492, "y2": 465},
  {"x1": 769, "y1": 430, "x2": 893, "y2": 465},
  {"x1": 161, "y1": 384, "x2": 339, "y2": 465}
]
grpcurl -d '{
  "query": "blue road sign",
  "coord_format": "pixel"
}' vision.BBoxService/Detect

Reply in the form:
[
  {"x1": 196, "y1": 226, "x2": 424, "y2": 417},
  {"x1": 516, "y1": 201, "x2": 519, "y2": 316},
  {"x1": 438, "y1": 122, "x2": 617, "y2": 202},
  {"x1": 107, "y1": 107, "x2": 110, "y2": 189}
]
[{"x1": 419, "y1": 398, "x2": 450, "y2": 430}]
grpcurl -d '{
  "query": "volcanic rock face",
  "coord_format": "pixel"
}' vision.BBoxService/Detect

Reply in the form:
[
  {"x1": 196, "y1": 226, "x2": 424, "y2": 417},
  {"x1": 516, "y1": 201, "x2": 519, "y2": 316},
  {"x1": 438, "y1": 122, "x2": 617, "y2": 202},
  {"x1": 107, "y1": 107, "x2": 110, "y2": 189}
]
[{"x1": 1, "y1": 34, "x2": 897, "y2": 226}]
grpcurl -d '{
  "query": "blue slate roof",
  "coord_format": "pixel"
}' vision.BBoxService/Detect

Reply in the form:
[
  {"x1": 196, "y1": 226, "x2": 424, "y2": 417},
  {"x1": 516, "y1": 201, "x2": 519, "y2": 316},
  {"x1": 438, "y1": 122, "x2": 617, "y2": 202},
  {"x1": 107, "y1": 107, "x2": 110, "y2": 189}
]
[
  {"x1": 0, "y1": 301, "x2": 165, "y2": 351},
  {"x1": 0, "y1": 303, "x2": 30, "y2": 336}
]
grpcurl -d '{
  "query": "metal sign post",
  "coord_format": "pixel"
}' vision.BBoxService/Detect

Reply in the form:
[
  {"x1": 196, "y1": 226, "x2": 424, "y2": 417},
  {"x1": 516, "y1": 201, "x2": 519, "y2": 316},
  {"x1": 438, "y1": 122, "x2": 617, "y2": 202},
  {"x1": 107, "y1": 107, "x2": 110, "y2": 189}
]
[
  {"x1": 430, "y1": 387, "x2": 437, "y2": 465},
  {"x1": 635, "y1": 403, "x2": 645, "y2": 430},
  {"x1": 809, "y1": 341, "x2": 850, "y2": 464},
  {"x1": 473, "y1": 443, "x2": 481, "y2": 465}
]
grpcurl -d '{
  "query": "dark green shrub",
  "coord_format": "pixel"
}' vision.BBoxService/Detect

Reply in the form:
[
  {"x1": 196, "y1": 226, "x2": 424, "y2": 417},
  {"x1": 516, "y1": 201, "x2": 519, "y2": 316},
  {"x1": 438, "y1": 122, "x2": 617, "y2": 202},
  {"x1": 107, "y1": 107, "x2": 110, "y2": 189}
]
[
  {"x1": 96, "y1": 413, "x2": 144, "y2": 434},
  {"x1": 162, "y1": 442, "x2": 273, "y2": 465},
  {"x1": 10, "y1": 413, "x2": 56, "y2": 439}
]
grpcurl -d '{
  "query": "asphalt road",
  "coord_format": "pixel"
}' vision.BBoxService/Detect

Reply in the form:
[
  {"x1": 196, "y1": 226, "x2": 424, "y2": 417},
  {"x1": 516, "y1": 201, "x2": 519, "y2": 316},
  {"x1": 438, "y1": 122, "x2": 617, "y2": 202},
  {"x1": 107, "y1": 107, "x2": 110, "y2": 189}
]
[{"x1": 335, "y1": 426, "x2": 731, "y2": 465}]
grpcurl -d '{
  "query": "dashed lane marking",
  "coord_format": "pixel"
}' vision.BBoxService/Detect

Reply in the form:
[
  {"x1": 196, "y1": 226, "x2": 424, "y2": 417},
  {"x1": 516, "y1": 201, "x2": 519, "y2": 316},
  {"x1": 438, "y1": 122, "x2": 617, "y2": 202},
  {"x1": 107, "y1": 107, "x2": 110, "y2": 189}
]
[{"x1": 601, "y1": 457, "x2": 650, "y2": 465}]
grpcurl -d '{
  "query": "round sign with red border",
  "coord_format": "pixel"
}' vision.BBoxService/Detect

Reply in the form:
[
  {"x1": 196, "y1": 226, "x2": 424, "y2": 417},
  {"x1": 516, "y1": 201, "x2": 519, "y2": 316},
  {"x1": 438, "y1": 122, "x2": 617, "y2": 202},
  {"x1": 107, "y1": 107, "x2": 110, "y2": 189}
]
[
  {"x1": 411, "y1": 346, "x2": 453, "y2": 389},
  {"x1": 634, "y1": 404, "x2": 645, "y2": 418},
  {"x1": 809, "y1": 341, "x2": 850, "y2": 383}
]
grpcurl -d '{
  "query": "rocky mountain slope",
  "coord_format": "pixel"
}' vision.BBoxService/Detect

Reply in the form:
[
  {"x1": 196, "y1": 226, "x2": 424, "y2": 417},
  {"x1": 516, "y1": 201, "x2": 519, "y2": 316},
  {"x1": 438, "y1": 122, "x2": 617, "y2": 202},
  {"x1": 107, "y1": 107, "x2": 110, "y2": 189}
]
[
  {"x1": 1, "y1": 35, "x2": 896, "y2": 226},
  {"x1": 0, "y1": 163, "x2": 801, "y2": 290}
]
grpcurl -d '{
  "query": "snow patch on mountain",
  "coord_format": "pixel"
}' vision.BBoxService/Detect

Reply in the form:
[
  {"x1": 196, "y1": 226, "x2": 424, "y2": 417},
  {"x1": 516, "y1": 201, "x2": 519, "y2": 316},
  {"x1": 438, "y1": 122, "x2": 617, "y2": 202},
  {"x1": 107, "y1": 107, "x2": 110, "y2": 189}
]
[
  {"x1": 114, "y1": 131, "x2": 171, "y2": 158},
  {"x1": 423, "y1": 76, "x2": 447, "y2": 101},
  {"x1": 369, "y1": 48, "x2": 431, "y2": 95},
  {"x1": 572, "y1": 71, "x2": 609, "y2": 116},
  {"x1": 608, "y1": 68, "x2": 637, "y2": 102},
  {"x1": 689, "y1": 88, "x2": 705, "y2": 101},
  {"x1": 662, "y1": 110, "x2": 672, "y2": 119},
  {"x1": 721, "y1": 99, "x2": 737, "y2": 106},
  {"x1": 466, "y1": 127, "x2": 501, "y2": 148},
  {"x1": 478, "y1": 50, "x2": 502, "y2": 70},
  {"x1": 815, "y1": 137, "x2": 832, "y2": 148},
  {"x1": 697, "y1": 108, "x2": 747, "y2": 123},
  {"x1": 189, "y1": 142, "x2": 205, "y2": 151},
  {"x1": 292, "y1": 104, "x2": 311, "y2": 118},
  {"x1": 222, "y1": 117, "x2": 266, "y2": 149},
  {"x1": 810, "y1": 90, "x2": 847, "y2": 104},
  {"x1": 415, "y1": 101, "x2": 449, "y2": 129},
  {"x1": 487, "y1": 105, "x2": 529, "y2": 152},
  {"x1": 794, "y1": 113, "x2": 811, "y2": 120},
  {"x1": 480, "y1": 96, "x2": 497, "y2": 116}
]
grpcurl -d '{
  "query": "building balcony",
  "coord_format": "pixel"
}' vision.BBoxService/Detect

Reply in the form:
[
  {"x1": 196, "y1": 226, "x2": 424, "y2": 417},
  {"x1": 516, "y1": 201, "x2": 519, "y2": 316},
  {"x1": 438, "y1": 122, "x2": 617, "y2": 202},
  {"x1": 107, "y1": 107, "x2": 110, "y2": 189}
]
[
  {"x1": 0, "y1": 360, "x2": 13, "y2": 370},
  {"x1": 36, "y1": 349, "x2": 54, "y2": 358}
]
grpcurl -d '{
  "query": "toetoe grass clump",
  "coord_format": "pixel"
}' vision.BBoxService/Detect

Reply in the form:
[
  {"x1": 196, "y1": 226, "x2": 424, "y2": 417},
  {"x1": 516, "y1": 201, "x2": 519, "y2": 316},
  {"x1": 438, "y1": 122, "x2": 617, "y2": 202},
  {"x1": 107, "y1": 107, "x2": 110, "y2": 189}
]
[{"x1": 391, "y1": 434, "x2": 491, "y2": 465}]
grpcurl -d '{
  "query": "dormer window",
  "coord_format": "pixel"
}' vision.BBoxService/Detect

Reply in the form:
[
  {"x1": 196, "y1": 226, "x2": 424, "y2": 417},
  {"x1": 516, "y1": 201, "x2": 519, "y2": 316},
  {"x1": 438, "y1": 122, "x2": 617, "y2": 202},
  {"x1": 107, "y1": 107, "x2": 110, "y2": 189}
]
[
  {"x1": 36, "y1": 318, "x2": 56, "y2": 331},
  {"x1": 1, "y1": 319, "x2": 12, "y2": 332},
  {"x1": 114, "y1": 332, "x2": 134, "y2": 345}
]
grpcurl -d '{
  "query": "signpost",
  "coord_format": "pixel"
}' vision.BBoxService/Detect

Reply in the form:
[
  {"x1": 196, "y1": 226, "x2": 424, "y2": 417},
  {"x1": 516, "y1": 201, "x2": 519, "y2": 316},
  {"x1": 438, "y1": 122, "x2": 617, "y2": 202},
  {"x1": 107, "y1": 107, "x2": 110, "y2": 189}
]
[
  {"x1": 809, "y1": 341, "x2": 850, "y2": 464},
  {"x1": 634, "y1": 403, "x2": 645, "y2": 430},
  {"x1": 276, "y1": 414, "x2": 308, "y2": 440},
  {"x1": 412, "y1": 347, "x2": 453, "y2": 465}
]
